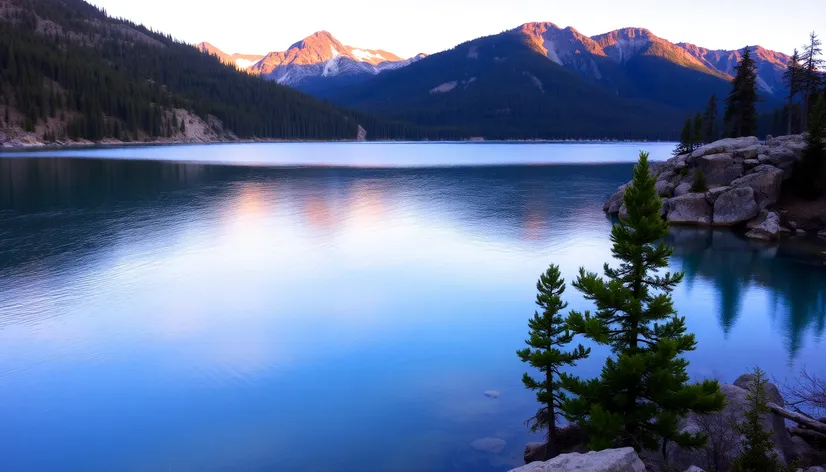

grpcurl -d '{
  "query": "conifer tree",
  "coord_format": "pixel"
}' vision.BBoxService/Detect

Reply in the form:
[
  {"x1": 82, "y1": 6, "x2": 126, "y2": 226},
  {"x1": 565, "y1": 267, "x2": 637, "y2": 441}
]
[
  {"x1": 702, "y1": 95, "x2": 718, "y2": 143},
  {"x1": 693, "y1": 113, "x2": 704, "y2": 148},
  {"x1": 518, "y1": 264, "x2": 590, "y2": 456},
  {"x1": 674, "y1": 119, "x2": 693, "y2": 156},
  {"x1": 561, "y1": 152, "x2": 725, "y2": 454},
  {"x1": 793, "y1": 97, "x2": 826, "y2": 199},
  {"x1": 724, "y1": 47, "x2": 759, "y2": 138},
  {"x1": 783, "y1": 49, "x2": 804, "y2": 134},
  {"x1": 732, "y1": 367, "x2": 784, "y2": 472},
  {"x1": 800, "y1": 32, "x2": 824, "y2": 130}
]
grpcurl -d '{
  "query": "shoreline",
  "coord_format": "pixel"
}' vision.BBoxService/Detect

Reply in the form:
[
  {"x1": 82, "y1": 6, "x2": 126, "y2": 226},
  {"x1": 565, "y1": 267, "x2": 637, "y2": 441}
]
[{"x1": 0, "y1": 137, "x2": 678, "y2": 152}]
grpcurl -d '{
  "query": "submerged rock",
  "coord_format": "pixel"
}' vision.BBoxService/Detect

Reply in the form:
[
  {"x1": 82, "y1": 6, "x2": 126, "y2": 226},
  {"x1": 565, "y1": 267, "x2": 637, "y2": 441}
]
[
  {"x1": 746, "y1": 211, "x2": 783, "y2": 240},
  {"x1": 509, "y1": 447, "x2": 645, "y2": 472},
  {"x1": 471, "y1": 437, "x2": 506, "y2": 453},
  {"x1": 484, "y1": 390, "x2": 500, "y2": 398}
]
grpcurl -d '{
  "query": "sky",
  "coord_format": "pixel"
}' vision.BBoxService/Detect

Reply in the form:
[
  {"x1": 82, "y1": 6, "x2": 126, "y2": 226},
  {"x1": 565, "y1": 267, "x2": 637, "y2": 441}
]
[{"x1": 89, "y1": 0, "x2": 825, "y2": 58}]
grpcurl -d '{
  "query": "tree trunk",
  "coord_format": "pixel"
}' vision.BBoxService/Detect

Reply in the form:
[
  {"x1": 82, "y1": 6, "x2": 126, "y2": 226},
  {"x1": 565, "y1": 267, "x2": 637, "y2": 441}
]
[
  {"x1": 547, "y1": 369, "x2": 557, "y2": 457},
  {"x1": 768, "y1": 403, "x2": 826, "y2": 434},
  {"x1": 788, "y1": 98, "x2": 794, "y2": 135},
  {"x1": 790, "y1": 427, "x2": 826, "y2": 442}
]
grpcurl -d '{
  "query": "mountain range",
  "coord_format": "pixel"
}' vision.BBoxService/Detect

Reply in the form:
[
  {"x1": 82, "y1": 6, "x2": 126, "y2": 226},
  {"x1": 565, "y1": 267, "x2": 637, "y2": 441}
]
[
  {"x1": 201, "y1": 25, "x2": 789, "y2": 100},
  {"x1": 198, "y1": 33, "x2": 426, "y2": 94},
  {"x1": 0, "y1": 0, "x2": 799, "y2": 144},
  {"x1": 197, "y1": 24, "x2": 790, "y2": 139}
]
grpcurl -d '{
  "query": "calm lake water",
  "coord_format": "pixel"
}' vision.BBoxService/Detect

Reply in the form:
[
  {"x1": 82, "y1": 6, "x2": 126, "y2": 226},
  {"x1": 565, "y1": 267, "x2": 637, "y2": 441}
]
[{"x1": 0, "y1": 143, "x2": 824, "y2": 472}]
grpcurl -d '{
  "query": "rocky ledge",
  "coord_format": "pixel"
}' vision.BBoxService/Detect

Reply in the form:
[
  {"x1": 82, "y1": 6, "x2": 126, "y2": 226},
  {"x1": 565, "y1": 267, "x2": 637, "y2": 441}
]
[
  {"x1": 604, "y1": 134, "x2": 826, "y2": 241},
  {"x1": 514, "y1": 373, "x2": 826, "y2": 472}
]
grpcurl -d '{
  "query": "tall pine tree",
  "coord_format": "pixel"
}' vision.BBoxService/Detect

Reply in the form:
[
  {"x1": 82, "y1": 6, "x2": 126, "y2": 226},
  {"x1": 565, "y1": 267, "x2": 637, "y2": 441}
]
[
  {"x1": 800, "y1": 32, "x2": 824, "y2": 130},
  {"x1": 793, "y1": 97, "x2": 826, "y2": 199},
  {"x1": 783, "y1": 49, "x2": 804, "y2": 135},
  {"x1": 561, "y1": 152, "x2": 725, "y2": 454},
  {"x1": 702, "y1": 95, "x2": 718, "y2": 143},
  {"x1": 517, "y1": 264, "x2": 590, "y2": 456},
  {"x1": 724, "y1": 46, "x2": 759, "y2": 138},
  {"x1": 693, "y1": 112, "x2": 704, "y2": 148},
  {"x1": 674, "y1": 118, "x2": 693, "y2": 156}
]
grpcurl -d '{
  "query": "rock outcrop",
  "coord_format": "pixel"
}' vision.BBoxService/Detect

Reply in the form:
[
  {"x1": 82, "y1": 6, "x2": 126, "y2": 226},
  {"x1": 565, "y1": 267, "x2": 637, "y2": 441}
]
[
  {"x1": 509, "y1": 447, "x2": 646, "y2": 472},
  {"x1": 604, "y1": 134, "x2": 813, "y2": 240}
]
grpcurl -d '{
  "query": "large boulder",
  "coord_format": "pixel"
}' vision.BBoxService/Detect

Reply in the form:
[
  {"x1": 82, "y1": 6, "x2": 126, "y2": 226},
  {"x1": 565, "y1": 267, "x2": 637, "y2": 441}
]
[
  {"x1": 746, "y1": 211, "x2": 783, "y2": 240},
  {"x1": 695, "y1": 153, "x2": 745, "y2": 187},
  {"x1": 604, "y1": 185, "x2": 627, "y2": 214},
  {"x1": 668, "y1": 193, "x2": 712, "y2": 225},
  {"x1": 656, "y1": 179, "x2": 676, "y2": 198},
  {"x1": 713, "y1": 187, "x2": 759, "y2": 226},
  {"x1": 706, "y1": 186, "x2": 732, "y2": 204},
  {"x1": 690, "y1": 136, "x2": 760, "y2": 159},
  {"x1": 674, "y1": 182, "x2": 693, "y2": 197},
  {"x1": 734, "y1": 144, "x2": 766, "y2": 160},
  {"x1": 731, "y1": 166, "x2": 784, "y2": 210},
  {"x1": 509, "y1": 448, "x2": 645, "y2": 472}
]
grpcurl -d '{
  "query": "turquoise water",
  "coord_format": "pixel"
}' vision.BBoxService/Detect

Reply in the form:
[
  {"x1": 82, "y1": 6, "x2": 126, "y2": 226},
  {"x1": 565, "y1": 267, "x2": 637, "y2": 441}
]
[{"x1": 0, "y1": 143, "x2": 823, "y2": 472}]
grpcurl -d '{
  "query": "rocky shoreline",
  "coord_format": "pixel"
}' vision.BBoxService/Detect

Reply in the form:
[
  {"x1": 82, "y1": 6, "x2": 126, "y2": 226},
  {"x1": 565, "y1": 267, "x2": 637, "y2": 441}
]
[
  {"x1": 512, "y1": 373, "x2": 826, "y2": 472},
  {"x1": 604, "y1": 134, "x2": 826, "y2": 241}
]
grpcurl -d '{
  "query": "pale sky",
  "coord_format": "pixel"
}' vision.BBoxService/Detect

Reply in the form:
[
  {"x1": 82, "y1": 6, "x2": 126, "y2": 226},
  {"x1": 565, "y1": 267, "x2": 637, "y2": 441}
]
[{"x1": 90, "y1": 0, "x2": 824, "y2": 59}]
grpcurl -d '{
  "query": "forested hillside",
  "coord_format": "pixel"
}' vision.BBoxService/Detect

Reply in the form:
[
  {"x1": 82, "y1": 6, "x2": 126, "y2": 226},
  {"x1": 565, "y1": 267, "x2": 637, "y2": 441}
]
[
  {"x1": 0, "y1": 0, "x2": 431, "y2": 143},
  {"x1": 325, "y1": 32, "x2": 693, "y2": 140}
]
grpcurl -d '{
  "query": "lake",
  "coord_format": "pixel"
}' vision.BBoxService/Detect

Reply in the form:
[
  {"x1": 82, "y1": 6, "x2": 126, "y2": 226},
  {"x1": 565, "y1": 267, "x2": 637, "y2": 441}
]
[{"x1": 0, "y1": 143, "x2": 824, "y2": 472}]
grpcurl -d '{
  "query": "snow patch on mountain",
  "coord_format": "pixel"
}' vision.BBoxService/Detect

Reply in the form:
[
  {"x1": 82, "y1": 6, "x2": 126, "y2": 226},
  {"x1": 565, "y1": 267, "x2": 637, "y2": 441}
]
[
  {"x1": 542, "y1": 39, "x2": 563, "y2": 66},
  {"x1": 351, "y1": 49, "x2": 385, "y2": 61},
  {"x1": 235, "y1": 58, "x2": 258, "y2": 69},
  {"x1": 430, "y1": 81, "x2": 458, "y2": 93}
]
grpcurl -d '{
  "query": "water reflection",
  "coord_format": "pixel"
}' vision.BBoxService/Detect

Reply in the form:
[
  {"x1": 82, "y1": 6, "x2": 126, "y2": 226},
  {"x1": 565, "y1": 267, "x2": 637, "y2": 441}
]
[
  {"x1": 668, "y1": 227, "x2": 826, "y2": 359},
  {"x1": 1, "y1": 155, "x2": 825, "y2": 472}
]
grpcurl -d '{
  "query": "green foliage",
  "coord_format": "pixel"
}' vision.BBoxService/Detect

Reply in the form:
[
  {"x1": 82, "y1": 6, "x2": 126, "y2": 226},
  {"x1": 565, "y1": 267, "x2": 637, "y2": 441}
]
[
  {"x1": 517, "y1": 264, "x2": 590, "y2": 453},
  {"x1": 561, "y1": 151, "x2": 725, "y2": 453},
  {"x1": 784, "y1": 49, "x2": 805, "y2": 135},
  {"x1": 692, "y1": 169, "x2": 709, "y2": 193},
  {"x1": 693, "y1": 113, "x2": 704, "y2": 147},
  {"x1": 724, "y1": 46, "x2": 759, "y2": 138},
  {"x1": 703, "y1": 94, "x2": 719, "y2": 143},
  {"x1": 800, "y1": 32, "x2": 824, "y2": 130},
  {"x1": 793, "y1": 97, "x2": 826, "y2": 199},
  {"x1": 731, "y1": 367, "x2": 785, "y2": 472},
  {"x1": 674, "y1": 118, "x2": 693, "y2": 155}
]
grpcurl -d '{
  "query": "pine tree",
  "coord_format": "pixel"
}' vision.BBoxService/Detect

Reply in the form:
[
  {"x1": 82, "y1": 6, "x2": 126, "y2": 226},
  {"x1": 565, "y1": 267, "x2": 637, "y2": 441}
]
[
  {"x1": 724, "y1": 46, "x2": 759, "y2": 138},
  {"x1": 702, "y1": 94, "x2": 718, "y2": 143},
  {"x1": 800, "y1": 32, "x2": 824, "y2": 130},
  {"x1": 783, "y1": 49, "x2": 804, "y2": 135},
  {"x1": 693, "y1": 113, "x2": 703, "y2": 148},
  {"x1": 732, "y1": 367, "x2": 784, "y2": 472},
  {"x1": 180, "y1": 118, "x2": 186, "y2": 134},
  {"x1": 561, "y1": 152, "x2": 725, "y2": 454},
  {"x1": 517, "y1": 264, "x2": 590, "y2": 457},
  {"x1": 674, "y1": 119, "x2": 693, "y2": 156},
  {"x1": 793, "y1": 97, "x2": 826, "y2": 199},
  {"x1": 691, "y1": 168, "x2": 708, "y2": 193}
]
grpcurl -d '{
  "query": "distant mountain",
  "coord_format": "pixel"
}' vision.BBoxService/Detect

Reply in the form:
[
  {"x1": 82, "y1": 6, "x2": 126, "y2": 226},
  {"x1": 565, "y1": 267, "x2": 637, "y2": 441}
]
[
  {"x1": 237, "y1": 31, "x2": 425, "y2": 94},
  {"x1": 0, "y1": 0, "x2": 432, "y2": 144},
  {"x1": 322, "y1": 28, "x2": 691, "y2": 140},
  {"x1": 195, "y1": 42, "x2": 264, "y2": 71},
  {"x1": 322, "y1": 22, "x2": 787, "y2": 140},
  {"x1": 676, "y1": 43, "x2": 790, "y2": 95}
]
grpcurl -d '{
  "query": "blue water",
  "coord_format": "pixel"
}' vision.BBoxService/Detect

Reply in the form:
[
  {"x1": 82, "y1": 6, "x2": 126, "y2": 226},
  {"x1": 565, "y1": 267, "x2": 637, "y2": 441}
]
[{"x1": 0, "y1": 143, "x2": 823, "y2": 472}]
